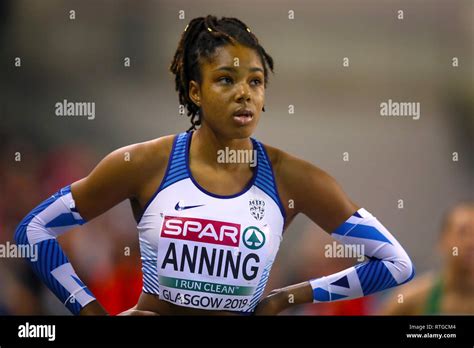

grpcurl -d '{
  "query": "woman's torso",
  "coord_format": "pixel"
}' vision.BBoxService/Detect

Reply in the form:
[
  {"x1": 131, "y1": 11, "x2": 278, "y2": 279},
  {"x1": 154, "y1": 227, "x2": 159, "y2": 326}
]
[{"x1": 131, "y1": 132, "x2": 293, "y2": 315}]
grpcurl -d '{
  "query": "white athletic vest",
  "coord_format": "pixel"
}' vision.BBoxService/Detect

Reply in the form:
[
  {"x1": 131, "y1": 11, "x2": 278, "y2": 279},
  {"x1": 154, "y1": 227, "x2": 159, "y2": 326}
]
[{"x1": 137, "y1": 131, "x2": 286, "y2": 313}]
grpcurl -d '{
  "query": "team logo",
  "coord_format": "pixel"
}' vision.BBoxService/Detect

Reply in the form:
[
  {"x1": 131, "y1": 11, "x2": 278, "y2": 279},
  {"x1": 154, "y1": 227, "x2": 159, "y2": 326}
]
[
  {"x1": 249, "y1": 199, "x2": 265, "y2": 221},
  {"x1": 174, "y1": 201, "x2": 205, "y2": 211},
  {"x1": 242, "y1": 226, "x2": 266, "y2": 250},
  {"x1": 161, "y1": 216, "x2": 240, "y2": 247}
]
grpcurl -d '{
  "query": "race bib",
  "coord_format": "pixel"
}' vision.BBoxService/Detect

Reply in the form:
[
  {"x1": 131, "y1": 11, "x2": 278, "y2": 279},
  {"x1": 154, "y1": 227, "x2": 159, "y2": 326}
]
[{"x1": 156, "y1": 214, "x2": 278, "y2": 311}]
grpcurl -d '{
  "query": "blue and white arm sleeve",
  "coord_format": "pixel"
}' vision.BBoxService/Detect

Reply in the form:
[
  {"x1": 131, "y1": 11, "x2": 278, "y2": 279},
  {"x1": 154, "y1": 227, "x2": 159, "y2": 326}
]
[
  {"x1": 310, "y1": 208, "x2": 415, "y2": 302},
  {"x1": 14, "y1": 185, "x2": 96, "y2": 314}
]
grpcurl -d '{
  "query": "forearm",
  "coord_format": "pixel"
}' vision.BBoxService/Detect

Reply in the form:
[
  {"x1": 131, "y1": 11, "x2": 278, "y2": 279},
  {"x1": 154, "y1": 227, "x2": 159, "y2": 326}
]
[
  {"x1": 262, "y1": 209, "x2": 415, "y2": 314},
  {"x1": 253, "y1": 281, "x2": 313, "y2": 315},
  {"x1": 14, "y1": 185, "x2": 104, "y2": 315},
  {"x1": 79, "y1": 300, "x2": 108, "y2": 315},
  {"x1": 275, "y1": 282, "x2": 314, "y2": 306},
  {"x1": 309, "y1": 208, "x2": 415, "y2": 303}
]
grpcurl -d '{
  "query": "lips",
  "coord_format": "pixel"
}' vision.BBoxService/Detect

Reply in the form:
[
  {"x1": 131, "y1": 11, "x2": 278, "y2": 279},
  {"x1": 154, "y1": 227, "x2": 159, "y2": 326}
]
[
  {"x1": 233, "y1": 109, "x2": 254, "y2": 126},
  {"x1": 233, "y1": 109, "x2": 254, "y2": 117}
]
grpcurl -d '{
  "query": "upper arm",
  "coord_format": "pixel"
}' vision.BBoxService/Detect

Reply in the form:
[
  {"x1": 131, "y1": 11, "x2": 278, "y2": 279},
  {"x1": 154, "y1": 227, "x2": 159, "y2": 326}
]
[
  {"x1": 276, "y1": 150, "x2": 359, "y2": 233},
  {"x1": 70, "y1": 141, "x2": 157, "y2": 221}
]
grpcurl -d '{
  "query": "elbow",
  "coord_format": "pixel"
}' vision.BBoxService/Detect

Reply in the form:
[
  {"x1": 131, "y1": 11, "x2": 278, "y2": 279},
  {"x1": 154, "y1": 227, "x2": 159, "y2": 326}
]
[
  {"x1": 14, "y1": 218, "x2": 28, "y2": 246},
  {"x1": 399, "y1": 256, "x2": 415, "y2": 285},
  {"x1": 14, "y1": 209, "x2": 57, "y2": 246}
]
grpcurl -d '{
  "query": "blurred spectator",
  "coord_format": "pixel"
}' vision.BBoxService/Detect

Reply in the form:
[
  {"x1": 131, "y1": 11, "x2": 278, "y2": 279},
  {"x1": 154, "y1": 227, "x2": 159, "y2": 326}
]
[{"x1": 379, "y1": 203, "x2": 474, "y2": 315}]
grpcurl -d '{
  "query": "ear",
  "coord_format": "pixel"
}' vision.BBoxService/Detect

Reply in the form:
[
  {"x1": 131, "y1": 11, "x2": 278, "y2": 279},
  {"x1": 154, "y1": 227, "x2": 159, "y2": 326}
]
[{"x1": 189, "y1": 80, "x2": 201, "y2": 108}]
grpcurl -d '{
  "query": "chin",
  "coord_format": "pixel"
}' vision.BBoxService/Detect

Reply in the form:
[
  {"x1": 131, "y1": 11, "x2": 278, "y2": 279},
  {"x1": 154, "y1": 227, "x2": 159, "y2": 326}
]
[
  {"x1": 230, "y1": 126, "x2": 256, "y2": 139},
  {"x1": 231, "y1": 119, "x2": 259, "y2": 139}
]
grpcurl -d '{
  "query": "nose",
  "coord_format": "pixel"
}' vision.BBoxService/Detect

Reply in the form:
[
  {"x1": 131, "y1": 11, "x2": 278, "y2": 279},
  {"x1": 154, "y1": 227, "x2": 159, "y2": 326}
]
[{"x1": 235, "y1": 82, "x2": 251, "y2": 103}]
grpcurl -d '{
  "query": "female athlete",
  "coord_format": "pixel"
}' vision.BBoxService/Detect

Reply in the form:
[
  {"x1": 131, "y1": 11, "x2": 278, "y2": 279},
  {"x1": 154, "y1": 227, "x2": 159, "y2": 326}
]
[{"x1": 14, "y1": 15, "x2": 415, "y2": 316}]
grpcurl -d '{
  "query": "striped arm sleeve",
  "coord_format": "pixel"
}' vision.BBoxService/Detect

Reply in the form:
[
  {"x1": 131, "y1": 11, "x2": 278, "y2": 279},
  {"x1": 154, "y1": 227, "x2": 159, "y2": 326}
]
[
  {"x1": 14, "y1": 185, "x2": 96, "y2": 314},
  {"x1": 309, "y1": 208, "x2": 415, "y2": 302}
]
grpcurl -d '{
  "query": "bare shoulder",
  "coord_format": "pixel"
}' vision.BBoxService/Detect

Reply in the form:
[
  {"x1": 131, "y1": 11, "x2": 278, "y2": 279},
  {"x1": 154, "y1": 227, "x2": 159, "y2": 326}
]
[
  {"x1": 71, "y1": 134, "x2": 177, "y2": 221},
  {"x1": 379, "y1": 272, "x2": 437, "y2": 315},
  {"x1": 129, "y1": 134, "x2": 175, "y2": 172},
  {"x1": 262, "y1": 143, "x2": 329, "y2": 183},
  {"x1": 261, "y1": 143, "x2": 357, "y2": 232},
  {"x1": 103, "y1": 134, "x2": 176, "y2": 187},
  {"x1": 127, "y1": 134, "x2": 176, "y2": 199}
]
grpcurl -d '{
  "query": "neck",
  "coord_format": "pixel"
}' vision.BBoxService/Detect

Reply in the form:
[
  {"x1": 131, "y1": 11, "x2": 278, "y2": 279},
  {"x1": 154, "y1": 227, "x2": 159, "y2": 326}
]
[
  {"x1": 442, "y1": 264, "x2": 474, "y2": 295},
  {"x1": 191, "y1": 126, "x2": 254, "y2": 171}
]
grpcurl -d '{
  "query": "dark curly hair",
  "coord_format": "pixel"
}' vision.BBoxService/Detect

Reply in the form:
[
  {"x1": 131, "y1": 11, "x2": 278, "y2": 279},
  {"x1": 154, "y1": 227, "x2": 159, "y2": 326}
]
[{"x1": 170, "y1": 15, "x2": 274, "y2": 131}]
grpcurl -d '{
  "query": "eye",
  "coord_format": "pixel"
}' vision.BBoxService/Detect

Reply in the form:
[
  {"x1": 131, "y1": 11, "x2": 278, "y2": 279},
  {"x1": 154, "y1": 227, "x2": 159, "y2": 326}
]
[
  {"x1": 250, "y1": 78, "x2": 263, "y2": 86},
  {"x1": 218, "y1": 76, "x2": 233, "y2": 84}
]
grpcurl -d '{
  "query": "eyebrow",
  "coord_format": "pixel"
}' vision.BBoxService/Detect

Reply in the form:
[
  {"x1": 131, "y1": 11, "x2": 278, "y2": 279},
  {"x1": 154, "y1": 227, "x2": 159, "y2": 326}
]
[{"x1": 213, "y1": 66, "x2": 264, "y2": 73}]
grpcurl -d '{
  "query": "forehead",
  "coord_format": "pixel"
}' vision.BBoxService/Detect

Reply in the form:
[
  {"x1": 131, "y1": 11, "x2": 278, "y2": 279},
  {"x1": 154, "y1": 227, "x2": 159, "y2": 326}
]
[
  {"x1": 201, "y1": 44, "x2": 263, "y2": 70},
  {"x1": 446, "y1": 207, "x2": 474, "y2": 231}
]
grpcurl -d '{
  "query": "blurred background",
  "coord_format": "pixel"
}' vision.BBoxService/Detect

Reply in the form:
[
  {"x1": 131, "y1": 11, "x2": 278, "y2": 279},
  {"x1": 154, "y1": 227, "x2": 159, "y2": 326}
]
[{"x1": 0, "y1": 0, "x2": 472, "y2": 315}]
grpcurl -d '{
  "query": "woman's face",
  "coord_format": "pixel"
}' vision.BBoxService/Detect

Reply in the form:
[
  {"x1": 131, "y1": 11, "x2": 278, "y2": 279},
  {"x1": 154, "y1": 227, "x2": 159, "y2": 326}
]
[
  {"x1": 439, "y1": 207, "x2": 474, "y2": 271},
  {"x1": 189, "y1": 43, "x2": 265, "y2": 139}
]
